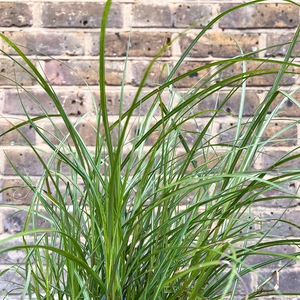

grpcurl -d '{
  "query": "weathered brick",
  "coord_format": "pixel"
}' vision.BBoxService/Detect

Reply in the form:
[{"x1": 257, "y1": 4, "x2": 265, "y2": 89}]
[
  {"x1": 41, "y1": 3, "x2": 122, "y2": 28},
  {"x1": 179, "y1": 33, "x2": 259, "y2": 58},
  {"x1": 0, "y1": 266, "x2": 25, "y2": 294},
  {"x1": 1, "y1": 148, "x2": 48, "y2": 176},
  {"x1": 129, "y1": 121, "x2": 162, "y2": 146},
  {"x1": 254, "y1": 180, "x2": 300, "y2": 208},
  {"x1": 2, "y1": 31, "x2": 84, "y2": 56},
  {"x1": 181, "y1": 120, "x2": 205, "y2": 146},
  {"x1": 131, "y1": 61, "x2": 171, "y2": 87},
  {"x1": 268, "y1": 91, "x2": 300, "y2": 117},
  {"x1": 95, "y1": 91, "x2": 123, "y2": 116},
  {"x1": 0, "y1": 207, "x2": 49, "y2": 235},
  {"x1": 132, "y1": 90, "x2": 174, "y2": 117},
  {"x1": 182, "y1": 150, "x2": 226, "y2": 174},
  {"x1": 0, "y1": 2, "x2": 32, "y2": 27},
  {"x1": 88, "y1": 32, "x2": 171, "y2": 57},
  {"x1": 220, "y1": 4, "x2": 299, "y2": 29},
  {"x1": 173, "y1": 61, "x2": 210, "y2": 88},
  {"x1": 1, "y1": 296, "x2": 39, "y2": 300},
  {"x1": 0, "y1": 179, "x2": 34, "y2": 205},
  {"x1": 174, "y1": 4, "x2": 213, "y2": 28},
  {"x1": 218, "y1": 121, "x2": 248, "y2": 144},
  {"x1": 266, "y1": 33, "x2": 300, "y2": 58},
  {"x1": 44, "y1": 60, "x2": 124, "y2": 86},
  {"x1": 130, "y1": 119, "x2": 206, "y2": 147},
  {"x1": 234, "y1": 273, "x2": 253, "y2": 296},
  {"x1": 0, "y1": 59, "x2": 36, "y2": 86},
  {"x1": 262, "y1": 122, "x2": 298, "y2": 147},
  {"x1": 258, "y1": 151, "x2": 300, "y2": 170},
  {"x1": 44, "y1": 60, "x2": 98, "y2": 86},
  {"x1": 245, "y1": 245, "x2": 297, "y2": 269},
  {"x1": 105, "y1": 61, "x2": 126, "y2": 86},
  {"x1": 218, "y1": 121, "x2": 298, "y2": 147},
  {"x1": 58, "y1": 90, "x2": 91, "y2": 117},
  {"x1": 0, "y1": 180, "x2": 2, "y2": 203},
  {"x1": 258, "y1": 270, "x2": 300, "y2": 293},
  {"x1": 43, "y1": 121, "x2": 95, "y2": 146},
  {"x1": 96, "y1": 90, "x2": 171, "y2": 116},
  {"x1": 220, "y1": 62, "x2": 295, "y2": 86},
  {"x1": 178, "y1": 91, "x2": 216, "y2": 117},
  {"x1": 43, "y1": 120, "x2": 119, "y2": 147},
  {"x1": 78, "y1": 121, "x2": 119, "y2": 146},
  {"x1": 204, "y1": 91, "x2": 260, "y2": 117},
  {"x1": 238, "y1": 211, "x2": 261, "y2": 235},
  {"x1": 76, "y1": 122, "x2": 101, "y2": 146},
  {"x1": 3, "y1": 89, "x2": 90, "y2": 117},
  {"x1": 1, "y1": 209, "x2": 26, "y2": 235},
  {"x1": 3, "y1": 90, "x2": 56, "y2": 115},
  {"x1": 0, "y1": 121, "x2": 36, "y2": 145},
  {"x1": 132, "y1": 4, "x2": 172, "y2": 28},
  {"x1": 0, "y1": 237, "x2": 29, "y2": 264}
]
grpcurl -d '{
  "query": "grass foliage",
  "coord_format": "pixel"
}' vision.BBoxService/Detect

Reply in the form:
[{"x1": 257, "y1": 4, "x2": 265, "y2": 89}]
[{"x1": 1, "y1": 0, "x2": 300, "y2": 299}]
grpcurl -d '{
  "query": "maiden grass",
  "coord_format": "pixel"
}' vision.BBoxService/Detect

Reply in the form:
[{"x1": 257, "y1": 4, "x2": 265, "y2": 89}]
[{"x1": 1, "y1": 0, "x2": 300, "y2": 299}]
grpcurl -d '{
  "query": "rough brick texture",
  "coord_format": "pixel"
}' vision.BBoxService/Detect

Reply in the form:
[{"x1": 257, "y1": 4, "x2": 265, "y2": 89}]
[
  {"x1": 1, "y1": 149, "x2": 48, "y2": 176},
  {"x1": 132, "y1": 4, "x2": 172, "y2": 28},
  {"x1": 0, "y1": 121, "x2": 35, "y2": 145},
  {"x1": 174, "y1": 4, "x2": 214, "y2": 28},
  {"x1": 44, "y1": 60, "x2": 124, "y2": 86},
  {"x1": 90, "y1": 32, "x2": 172, "y2": 57},
  {"x1": 131, "y1": 61, "x2": 170, "y2": 86},
  {"x1": 1, "y1": 1, "x2": 300, "y2": 297},
  {"x1": 220, "y1": 3, "x2": 299, "y2": 28},
  {"x1": 0, "y1": 265, "x2": 25, "y2": 293},
  {"x1": 0, "y1": 179, "x2": 35, "y2": 205},
  {"x1": 268, "y1": 91, "x2": 300, "y2": 117},
  {"x1": 173, "y1": 61, "x2": 210, "y2": 88},
  {"x1": 0, "y1": 3, "x2": 32, "y2": 27},
  {"x1": 266, "y1": 33, "x2": 300, "y2": 57},
  {"x1": 42, "y1": 120, "x2": 120, "y2": 147},
  {"x1": 179, "y1": 33, "x2": 259, "y2": 58},
  {"x1": 0, "y1": 59, "x2": 36, "y2": 86},
  {"x1": 2, "y1": 31, "x2": 85, "y2": 56},
  {"x1": 41, "y1": 3, "x2": 122, "y2": 28},
  {"x1": 220, "y1": 61, "x2": 295, "y2": 86},
  {"x1": 3, "y1": 89, "x2": 91, "y2": 116}
]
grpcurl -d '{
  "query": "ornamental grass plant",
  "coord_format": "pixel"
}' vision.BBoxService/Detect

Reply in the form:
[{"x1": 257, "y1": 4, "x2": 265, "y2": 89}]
[{"x1": 1, "y1": 0, "x2": 300, "y2": 299}]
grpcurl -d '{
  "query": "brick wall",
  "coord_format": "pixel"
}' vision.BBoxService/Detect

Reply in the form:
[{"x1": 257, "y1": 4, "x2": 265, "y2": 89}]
[{"x1": 0, "y1": 0, "x2": 300, "y2": 296}]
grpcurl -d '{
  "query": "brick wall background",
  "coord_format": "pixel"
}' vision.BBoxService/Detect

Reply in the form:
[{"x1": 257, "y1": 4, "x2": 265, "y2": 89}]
[{"x1": 0, "y1": 0, "x2": 300, "y2": 297}]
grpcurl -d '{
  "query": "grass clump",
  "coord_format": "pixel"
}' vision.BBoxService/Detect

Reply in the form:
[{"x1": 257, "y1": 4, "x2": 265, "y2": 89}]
[{"x1": 1, "y1": 0, "x2": 300, "y2": 299}]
